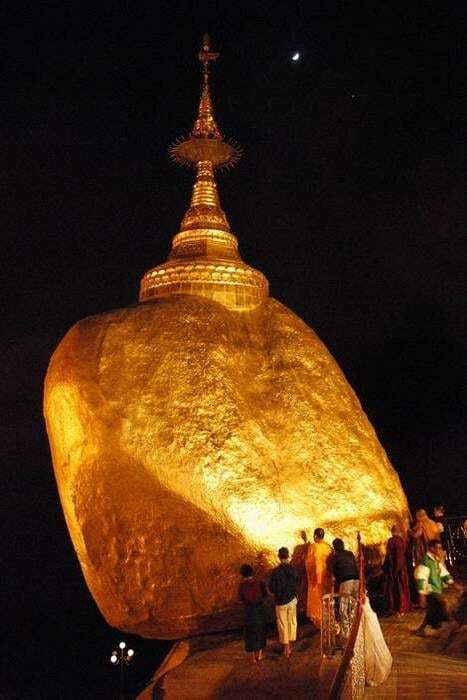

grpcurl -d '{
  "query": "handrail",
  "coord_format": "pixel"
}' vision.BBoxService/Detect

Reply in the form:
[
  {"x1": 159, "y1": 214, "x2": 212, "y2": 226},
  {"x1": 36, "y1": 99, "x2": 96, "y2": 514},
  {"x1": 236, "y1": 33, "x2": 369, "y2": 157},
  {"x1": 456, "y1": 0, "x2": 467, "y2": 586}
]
[
  {"x1": 326, "y1": 532, "x2": 365, "y2": 700},
  {"x1": 441, "y1": 516, "x2": 467, "y2": 566}
]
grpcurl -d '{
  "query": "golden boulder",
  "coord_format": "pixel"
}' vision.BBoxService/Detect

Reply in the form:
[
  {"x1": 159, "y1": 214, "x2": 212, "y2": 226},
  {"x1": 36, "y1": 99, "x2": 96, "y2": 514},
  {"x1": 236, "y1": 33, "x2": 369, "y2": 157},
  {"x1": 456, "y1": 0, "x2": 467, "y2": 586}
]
[
  {"x1": 44, "y1": 37, "x2": 409, "y2": 638},
  {"x1": 45, "y1": 295, "x2": 408, "y2": 638}
]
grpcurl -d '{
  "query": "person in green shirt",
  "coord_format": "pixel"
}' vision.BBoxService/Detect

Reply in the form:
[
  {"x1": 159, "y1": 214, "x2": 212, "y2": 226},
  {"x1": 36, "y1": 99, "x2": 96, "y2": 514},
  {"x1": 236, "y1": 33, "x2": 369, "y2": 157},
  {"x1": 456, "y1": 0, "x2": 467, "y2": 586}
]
[{"x1": 414, "y1": 539, "x2": 454, "y2": 636}]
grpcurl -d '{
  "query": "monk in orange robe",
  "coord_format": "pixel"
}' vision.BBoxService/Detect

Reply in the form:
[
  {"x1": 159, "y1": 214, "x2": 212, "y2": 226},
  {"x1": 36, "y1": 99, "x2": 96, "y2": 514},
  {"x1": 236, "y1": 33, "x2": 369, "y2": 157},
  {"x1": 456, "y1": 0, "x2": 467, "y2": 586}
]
[
  {"x1": 305, "y1": 527, "x2": 334, "y2": 628},
  {"x1": 410, "y1": 509, "x2": 440, "y2": 564}
]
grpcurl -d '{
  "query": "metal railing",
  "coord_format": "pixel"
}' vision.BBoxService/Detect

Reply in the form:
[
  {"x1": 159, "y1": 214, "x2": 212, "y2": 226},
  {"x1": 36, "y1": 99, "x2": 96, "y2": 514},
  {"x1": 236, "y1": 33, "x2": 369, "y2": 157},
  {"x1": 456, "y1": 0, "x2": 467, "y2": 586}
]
[
  {"x1": 443, "y1": 516, "x2": 467, "y2": 567},
  {"x1": 321, "y1": 593, "x2": 358, "y2": 658},
  {"x1": 322, "y1": 517, "x2": 467, "y2": 699}
]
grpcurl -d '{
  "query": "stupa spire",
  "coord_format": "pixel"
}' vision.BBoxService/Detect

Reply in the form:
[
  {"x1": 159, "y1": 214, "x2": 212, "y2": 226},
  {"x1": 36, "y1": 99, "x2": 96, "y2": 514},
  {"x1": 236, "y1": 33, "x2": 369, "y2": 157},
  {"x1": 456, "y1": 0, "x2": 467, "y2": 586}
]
[
  {"x1": 192, "y1": 34, "x2": 222, "y2": 140},
  {"x1": 139, "y1": 36, "x2": 268, "y2": 311},
  {"x1": 170, "y1": 34, "x2": 240, "y2": 169}
]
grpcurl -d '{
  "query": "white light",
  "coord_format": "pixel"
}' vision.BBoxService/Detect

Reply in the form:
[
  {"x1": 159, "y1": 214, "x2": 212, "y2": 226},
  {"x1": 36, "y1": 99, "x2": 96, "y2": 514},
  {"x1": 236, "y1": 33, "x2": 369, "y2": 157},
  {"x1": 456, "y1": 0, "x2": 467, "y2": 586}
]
[
  {"x1": 110, "y1": 654, "x2": 117, "y2": 664},
  {"x1": 119, "y1": 641, "x2": 126, "y2": 649},
  {"x1": 292, "y1": 52, "x2": 300, "y2": 62},
  {"x1": 127, "y1": 649, "x2": 134, "y2": 657}
]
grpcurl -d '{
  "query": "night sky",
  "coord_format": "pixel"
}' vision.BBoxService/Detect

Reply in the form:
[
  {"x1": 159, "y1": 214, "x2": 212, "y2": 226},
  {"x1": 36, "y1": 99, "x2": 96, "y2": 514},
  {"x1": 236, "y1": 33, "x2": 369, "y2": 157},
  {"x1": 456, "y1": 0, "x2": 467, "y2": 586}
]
[{"x1": 3, "y1": 2, "x2": 467, "y2": 697}]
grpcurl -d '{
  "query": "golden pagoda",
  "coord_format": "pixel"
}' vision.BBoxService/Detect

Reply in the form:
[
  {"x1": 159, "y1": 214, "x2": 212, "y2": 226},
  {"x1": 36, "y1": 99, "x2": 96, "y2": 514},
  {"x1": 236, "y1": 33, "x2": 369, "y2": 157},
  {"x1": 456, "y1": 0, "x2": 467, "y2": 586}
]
[
  {"x1": 44, "y1": 37, "x2": 409, "y2": 639},
  {"x1": 139, "y1": 35, "x2": 268, "y2": 310}
]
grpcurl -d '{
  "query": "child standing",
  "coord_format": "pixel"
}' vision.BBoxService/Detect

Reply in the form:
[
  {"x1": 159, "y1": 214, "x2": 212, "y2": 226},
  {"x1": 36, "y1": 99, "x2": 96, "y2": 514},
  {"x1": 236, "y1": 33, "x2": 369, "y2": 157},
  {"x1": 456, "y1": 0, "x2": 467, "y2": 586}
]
[{"x1": 239, "y1": 564, "x2": 267, "y2": 662}]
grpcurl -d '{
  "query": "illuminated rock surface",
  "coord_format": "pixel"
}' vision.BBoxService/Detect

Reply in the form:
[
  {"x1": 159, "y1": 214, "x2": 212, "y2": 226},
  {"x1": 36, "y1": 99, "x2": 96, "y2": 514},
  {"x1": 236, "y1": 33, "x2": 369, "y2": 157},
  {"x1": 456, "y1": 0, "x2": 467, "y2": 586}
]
[
  {"x1": 44, "y1": 37, "x2": 408, "y2": 638},
  {"x1": 45, "y1": 295, "x2": 408, "y2": 638}
]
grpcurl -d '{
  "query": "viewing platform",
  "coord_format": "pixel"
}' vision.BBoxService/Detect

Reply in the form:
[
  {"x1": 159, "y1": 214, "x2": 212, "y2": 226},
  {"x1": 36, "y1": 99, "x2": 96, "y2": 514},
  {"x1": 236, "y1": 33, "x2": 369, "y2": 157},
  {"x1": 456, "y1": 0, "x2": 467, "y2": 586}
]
[
  {"x1": 365, "y1": 609, "x2": 467, "y2": 700},
  {"x1": 139, "y1": 609, "x2": 466, "y2": 699},
  {"x1": 138, "y1": 622, "x2": 321, "y2": 699}
]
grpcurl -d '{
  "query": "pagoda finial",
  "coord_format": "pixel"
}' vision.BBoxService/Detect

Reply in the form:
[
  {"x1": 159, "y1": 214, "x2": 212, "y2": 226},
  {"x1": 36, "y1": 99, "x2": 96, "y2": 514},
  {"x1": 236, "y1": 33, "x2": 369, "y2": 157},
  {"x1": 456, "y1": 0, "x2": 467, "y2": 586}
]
[
  {"x1": 170, "y1": 35, "x2": 241, "y2": 169},
  {"x1": 192, "y1": 34, "x2": 222, "y2": 141},
  {"x1": 198, "y1": 33, "x2": 219, "y2": 84},
  {"x1": 139, "y1": 37, "x2": 268, "y2": 311}
]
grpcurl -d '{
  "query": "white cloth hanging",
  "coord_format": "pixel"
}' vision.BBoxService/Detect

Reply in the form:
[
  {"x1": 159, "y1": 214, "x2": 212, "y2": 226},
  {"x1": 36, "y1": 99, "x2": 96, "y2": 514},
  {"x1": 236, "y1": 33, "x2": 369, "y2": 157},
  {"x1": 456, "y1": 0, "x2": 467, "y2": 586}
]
[{"x1": 362, "y1": 595, "x2": 393, "y2": 686}]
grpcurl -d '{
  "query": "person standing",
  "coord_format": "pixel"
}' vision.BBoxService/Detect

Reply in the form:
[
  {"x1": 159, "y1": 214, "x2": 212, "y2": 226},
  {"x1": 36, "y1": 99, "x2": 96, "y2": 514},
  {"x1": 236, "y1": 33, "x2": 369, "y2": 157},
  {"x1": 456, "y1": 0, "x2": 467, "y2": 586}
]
[
  {"x1": 432, "y1": 504, "x2": 445, "y2": 529},
  {"x1": 331, "y1": 538, "x2": 360, "y2": 637},
  {"x1": 414, "y1": 539, "x2": 454, "y2": 637},
  {"x1": 366, "y1": 563, "x2": 389, "y2": 617},
  {"x1": 383, "y1": 526, "x2": 412, "y2": 615},
  {"x1": 238, "y1": 564, "x2": 267, "y2": 663},
  {"x1": 332, "y1": 538, "x2": 359, "y2": 597},
  {"x1": 268, "y1": 547, "x2": 298, "y2": 657},
  {"x1": 291, "y1": 530, "x2": 309, "y2": 615},
  {"x1": 305, "y1": 528, "x2": 333, "y2": 629},
  {"x1": 432, "y1": 504, "x2": 446, "y2": 548},
  {"x1": 410, "y1": 509, "x2": 440, "y2": 564}
]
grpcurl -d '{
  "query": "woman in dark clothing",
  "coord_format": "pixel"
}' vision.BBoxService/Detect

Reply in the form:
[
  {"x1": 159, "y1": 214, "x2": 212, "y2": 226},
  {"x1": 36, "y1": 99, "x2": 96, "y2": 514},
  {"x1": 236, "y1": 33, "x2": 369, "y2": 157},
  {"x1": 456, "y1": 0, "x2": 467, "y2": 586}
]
[
  {"x1": 238, "y1": 564, "x2": 267, "y2": 662},
  {"x1": 366, "y1": 565, "x2": 389, "y2": 617}
]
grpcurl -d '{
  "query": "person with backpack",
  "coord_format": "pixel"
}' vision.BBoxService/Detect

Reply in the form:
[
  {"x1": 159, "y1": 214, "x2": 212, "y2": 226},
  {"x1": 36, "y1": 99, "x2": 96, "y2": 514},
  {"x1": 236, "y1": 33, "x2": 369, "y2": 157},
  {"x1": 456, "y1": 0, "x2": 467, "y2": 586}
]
[
  {"x1": 238, "y1": 564, "x2": 267, "y2": 662},
  {"x1": 268, "y1": 547, "x2": 298, "y2": 657}
]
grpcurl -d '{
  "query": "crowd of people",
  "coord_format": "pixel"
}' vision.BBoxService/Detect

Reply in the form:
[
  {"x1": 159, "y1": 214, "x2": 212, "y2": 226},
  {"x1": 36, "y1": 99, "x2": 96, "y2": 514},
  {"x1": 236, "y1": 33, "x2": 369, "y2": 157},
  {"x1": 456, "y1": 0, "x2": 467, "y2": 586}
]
[
  {"x1": 238, "y1": 530, "x2": 365, "y2": 663},
  {"x1": 237, "y1": 503, "x2": 466, "y2": 677},
  {"x1": 238, "y1": 530, "x2": 393, "y2": 686},
  {"x1": 367, "y1": 505, "x2": 465, "y2": 635}
]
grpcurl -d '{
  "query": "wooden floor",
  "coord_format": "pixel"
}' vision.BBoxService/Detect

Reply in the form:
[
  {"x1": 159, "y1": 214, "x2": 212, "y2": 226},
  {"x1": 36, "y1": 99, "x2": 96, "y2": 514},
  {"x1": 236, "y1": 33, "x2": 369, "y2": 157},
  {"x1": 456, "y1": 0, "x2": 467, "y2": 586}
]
[{"x1": 365, "y1": 611, "x2": 467, "y2": 699}]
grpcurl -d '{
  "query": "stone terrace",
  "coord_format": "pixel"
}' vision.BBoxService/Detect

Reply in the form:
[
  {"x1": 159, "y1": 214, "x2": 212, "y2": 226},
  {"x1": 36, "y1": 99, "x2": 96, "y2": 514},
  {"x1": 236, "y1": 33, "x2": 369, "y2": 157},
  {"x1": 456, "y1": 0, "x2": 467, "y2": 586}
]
[
  {"x1": 140, "y1": 610, "x2": 466, "y2": 699},
  {"x1": 365, "y1": 610, "x2": 467, "y2": 699},
  {"x1": 160, "y1": 622, "x2": 321, "y2": 699}
]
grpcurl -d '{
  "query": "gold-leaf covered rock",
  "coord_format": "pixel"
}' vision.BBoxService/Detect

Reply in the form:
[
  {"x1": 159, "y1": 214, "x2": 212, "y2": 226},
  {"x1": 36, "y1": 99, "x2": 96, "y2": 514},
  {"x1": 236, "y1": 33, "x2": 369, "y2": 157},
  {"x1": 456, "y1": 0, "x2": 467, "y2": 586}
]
[
  {"x1": 44, "y1": 36, "x2": 408, "y2": 639},
  {"x1": 44, "y1": 294, "x2": 408, "y2": 638}
]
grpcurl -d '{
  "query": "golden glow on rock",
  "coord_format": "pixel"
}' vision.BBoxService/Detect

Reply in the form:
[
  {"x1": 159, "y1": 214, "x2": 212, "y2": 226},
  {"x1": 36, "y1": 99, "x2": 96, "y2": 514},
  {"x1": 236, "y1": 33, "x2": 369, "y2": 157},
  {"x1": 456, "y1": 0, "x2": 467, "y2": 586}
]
[
  {"x1": 44, "y1": 36, "x2": 409, "y2": 639},
  {"x1": 44, "y1": 296, "x2": 409, "y2": 638}
]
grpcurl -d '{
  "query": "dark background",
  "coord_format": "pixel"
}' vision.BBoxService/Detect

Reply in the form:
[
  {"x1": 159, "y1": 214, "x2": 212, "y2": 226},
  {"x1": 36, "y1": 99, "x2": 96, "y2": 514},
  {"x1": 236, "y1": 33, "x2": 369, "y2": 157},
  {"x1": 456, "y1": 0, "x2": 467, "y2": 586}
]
[{"x1": 3, "y1": 1, "x2": 466, "y2": 697}]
